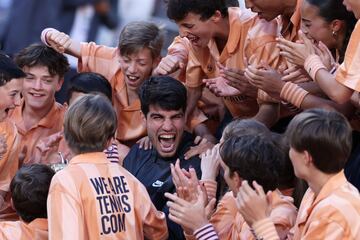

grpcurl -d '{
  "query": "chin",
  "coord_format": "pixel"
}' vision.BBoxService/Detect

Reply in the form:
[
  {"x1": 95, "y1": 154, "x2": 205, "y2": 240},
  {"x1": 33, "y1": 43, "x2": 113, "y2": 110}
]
[{"x1": 158, "y1": 150, "x2": 177, "y2": 158}]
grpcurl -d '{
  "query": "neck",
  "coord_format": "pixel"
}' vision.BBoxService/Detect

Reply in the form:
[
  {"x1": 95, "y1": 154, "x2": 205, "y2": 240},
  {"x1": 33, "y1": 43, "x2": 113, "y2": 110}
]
[
  {"x1": 336, "y1": 28, "x2": 347, "y2": 53},
  {"x1": 306, "y1": 170, "x2": 336, "y2": 196},
  {"x1": 213, "y1": 16, "x2": 230, "y2": 53},
  {"x1": 22, "y1": 102, "x2": 53, "y2": 130},
  {"x1": 282, "y1": 0, "x2": 298, "y2": 19},
  {"x1": 127, "y1": 88, "x2": 139, "y2": 105}
]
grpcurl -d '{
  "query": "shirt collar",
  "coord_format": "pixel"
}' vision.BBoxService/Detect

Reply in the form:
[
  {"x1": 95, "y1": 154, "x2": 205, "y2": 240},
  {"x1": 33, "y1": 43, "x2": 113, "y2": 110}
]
[
  {"x1": 312, "y1": 170, "x2": 347, "y2": 206},
  {"x1": 69, "y1": 152, "x2": 108, "y2": 165},
  {"x1": 12, "y1": 100, "x2": 63, "y2": 133}
]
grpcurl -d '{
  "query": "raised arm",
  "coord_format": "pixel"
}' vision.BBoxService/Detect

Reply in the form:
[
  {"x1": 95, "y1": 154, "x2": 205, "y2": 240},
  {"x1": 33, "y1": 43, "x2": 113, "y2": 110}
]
[{"x1": 41, "y1": 28, "x2": 81, "y2": 58}]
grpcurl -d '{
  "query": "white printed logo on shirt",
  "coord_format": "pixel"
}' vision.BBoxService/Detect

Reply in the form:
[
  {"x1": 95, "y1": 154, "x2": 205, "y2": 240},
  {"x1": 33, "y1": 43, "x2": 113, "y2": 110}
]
[{"x1": 152, "y1": 180, "x2": 164, "y2": 187}]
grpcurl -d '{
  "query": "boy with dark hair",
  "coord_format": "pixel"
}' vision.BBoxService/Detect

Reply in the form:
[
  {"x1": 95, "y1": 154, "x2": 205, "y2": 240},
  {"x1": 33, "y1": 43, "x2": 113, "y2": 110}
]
[
  {"x1": 0, "y1": 164, "x2": 55, "y2": 239},
  {"x1": 47, "y1": 94, "x2": 168, "y2": 239},
  {"x1": 237, "y1": 109, "x2": 360, "y2": 239},
  {"x1": 10, "y1": 44, "x2": 69, "y2": 164},
  {"x1": 157, "y1": 0, "x2": 288, "y2": 129},
  {"x1": 31, "y1": 72, "x2": 130, "y2": 166},
  {"x1": 123, "y1": 76, "x2": 202, "y2": 239},
  {"x1": 0, "y1": 53, "x2": 25, "y2": 217},
  {"x1": 165, "y1": 120, "x2": 297, "y2": 240},
  {"x1": 41, "y1": 21, "x2": 210, "y2": 147}
]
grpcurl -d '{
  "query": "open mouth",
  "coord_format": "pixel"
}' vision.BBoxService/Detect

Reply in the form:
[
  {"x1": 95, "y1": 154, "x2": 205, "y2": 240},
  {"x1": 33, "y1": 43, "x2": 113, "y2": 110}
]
[
  {"x1": 29, "y1": 92, "x2": 45, "y2": 98},
  {"x1": 187, "y1": 34, "x2": 200, "y2": 45},
  {"x1": 126, "y1": 75, "x2": 141, "y2": 86},
  {"x1": 158, "y1": 134, "x2": 176, "y2": 152}
]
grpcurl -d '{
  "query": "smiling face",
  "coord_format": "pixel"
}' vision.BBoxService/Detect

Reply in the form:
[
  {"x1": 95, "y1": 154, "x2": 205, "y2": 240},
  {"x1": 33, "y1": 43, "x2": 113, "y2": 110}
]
[
  {"x1": 22, "y1": 65, "x2": 63, "y2": 111},
  {"x1": 145, "y1": 105, "x2": 185, "y2": 158},
  {"x1": 0, "y1": 79, "x2": 23, "y2": 121},
  {"x1": 119, "y1": 47, "x2": 157, "y2": 92},
  {"x1": 343, "y1": 0, "x2": 360, "y2": 19},
  {"x1": 300, "y1": 1, "x2": 336, "y2": 48},
  {"x1": 176, "y1": 12, "x2": 215, "y2": 48}
]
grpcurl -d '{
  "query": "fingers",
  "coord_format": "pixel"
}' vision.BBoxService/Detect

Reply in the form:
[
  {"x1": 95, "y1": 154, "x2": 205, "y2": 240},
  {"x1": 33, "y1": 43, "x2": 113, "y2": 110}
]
[
  {"x1": 194, "y1": 135, "x2": 203, "y2": 145},
  {"x1": 154, "y1": 55, "x2": 182, "y2": 75},
  {"x1": 165, "y1": 192, "x2": 188, "y2": 206},
  {"x1": 252, "y1": 181, "x2": 266, "y2": 198}
]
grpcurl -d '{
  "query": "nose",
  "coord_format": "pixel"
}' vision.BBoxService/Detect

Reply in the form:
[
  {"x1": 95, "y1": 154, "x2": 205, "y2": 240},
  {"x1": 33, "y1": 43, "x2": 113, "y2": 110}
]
[
  {"x1": 33, "y1": 78, "x2": 42, "y2": 90},
  {"x1": 178, "y1": 27, "x2": 186, "y2": 38},
  {"x1": 127, "y1": 61, "x2": 137, "y2": 74},
  {"x1": 162, "y1": 118, "x2": 174, "y2": 132}
]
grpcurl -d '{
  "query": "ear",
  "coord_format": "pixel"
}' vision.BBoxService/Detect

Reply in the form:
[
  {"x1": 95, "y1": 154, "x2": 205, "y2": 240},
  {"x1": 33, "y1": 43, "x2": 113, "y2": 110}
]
[
  {"x1": 141, "y1": 111, "x2": 147, "y2": 125},
  {"x1": 56, "y1": 77, "x2": 64, "y2": 92},
  {"x1": 232, "y1": 172, "x2": 242, "y2": 188},
  {"x1": 303, "y1": 150, "x2": 313, "y2": 166},
  {"x1": 211, "y1": 10, "x2": 223, "y2": 23},
  {"x1": 330, "y1": 19, "x2": 343, "y2": 34}
]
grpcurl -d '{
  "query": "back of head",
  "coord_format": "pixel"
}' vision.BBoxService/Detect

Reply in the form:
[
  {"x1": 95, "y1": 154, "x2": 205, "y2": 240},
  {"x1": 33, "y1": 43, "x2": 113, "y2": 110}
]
[
  {"x1": 67, "y1": 72, "x2": 112, "y2": 103},
  {"x1": 166, "y1": 0, "x2": 229, "y2": 21},
  {"x1": 118, "y1": 21, "x2": 164, "y2": 59},
  {"x1": 14, "y1": 43, "x2": 69, "y2": 78},
  {"x1": 272, "y1": 132, "x2": 295, "y2": 190},
  {"x1": 10, "y1": 164, "x2": 55, "y2": 223},
  {"x1": 64, "y1": 94, "x2": 117, "y2": 154},
  {"x1": 221, "y1": 119, "x2": 269, "y2": 142},
  {"x1": 0, "y1": 53, "x2": 26, "y2": 87},
  {"x1": 220, "y1": 134, "x2": 280, "y2": 192},
  {"x1": 139, "y1": 76, "x2": 187, "y2": 116},
  {"x1": 286, "y1": 108, "x2": 351, "y2": 174}
]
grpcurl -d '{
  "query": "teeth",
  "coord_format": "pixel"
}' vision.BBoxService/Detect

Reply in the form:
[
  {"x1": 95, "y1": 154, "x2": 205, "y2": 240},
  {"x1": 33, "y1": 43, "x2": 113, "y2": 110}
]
[
  {"x1": 127, "y1": 76, "x2": 138, "y2": 80},
  {"x1": 159, "y1": 134, "x2": 175, "y2": 139}
]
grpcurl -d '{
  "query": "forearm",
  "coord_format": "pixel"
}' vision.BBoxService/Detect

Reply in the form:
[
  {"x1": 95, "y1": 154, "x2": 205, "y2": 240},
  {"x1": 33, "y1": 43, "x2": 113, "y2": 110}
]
[
  {"x1": 186, "y1": 86, "x2": 203, "y2": 120},
  {"x1": 253, "y1": 103, "x2": 280, "y2": 128},
  {"x1": 315, "y1": 69, "x2": 353, "y2": 104}
]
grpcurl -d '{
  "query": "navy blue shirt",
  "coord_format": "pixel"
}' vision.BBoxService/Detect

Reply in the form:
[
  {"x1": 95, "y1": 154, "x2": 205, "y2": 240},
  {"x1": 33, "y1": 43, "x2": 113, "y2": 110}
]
[{"x1": 123, "y1": 131, "x2": 201, "y2": 239}]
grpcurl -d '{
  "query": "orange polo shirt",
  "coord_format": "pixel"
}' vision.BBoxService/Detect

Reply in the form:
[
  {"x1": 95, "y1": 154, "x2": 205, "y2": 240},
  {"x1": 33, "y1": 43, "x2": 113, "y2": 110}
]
[
  {"x1": 47, "y1": 152, "x2": 168, "y2": 240},
  {"x1": 185, "y1": 188, "x2": 296, "y2": 240},
  {"x1": 9, "y1": 101, "x2": 65, "y2": 165},
  {"x1": 0, "y1": 120, "x2": 20, "y2": 193},
  {"x1": 210, "y1": 190, "x2": 296, "y2": 240},
  {"x1": 336, "y1": 20, "x2": 360, "y2": 92},
  {"x1": 290, "y1": 171, "x2": 360, "y2": 239},
  {"x1": 252, "y1": 171, "x2": 360, "y2": 239},
  {"x1": 79, "y1": 43, "x2": 146, "y2": 145},
  {"x1": 0, "y1": 218, "x2": 48, "y2": 240},
  {"x1": 170, "y1": 8, "x2": 286, "y2": 118},
  {"x1": 0, "y1": 120, "x2": 20, "y2": 221}
]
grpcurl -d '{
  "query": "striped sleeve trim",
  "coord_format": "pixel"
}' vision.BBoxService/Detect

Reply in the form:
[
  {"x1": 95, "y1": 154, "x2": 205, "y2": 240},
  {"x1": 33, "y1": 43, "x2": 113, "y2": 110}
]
[
  {"x1": 304, "y1": 55, "x2": 327, "y2": 81},
  {"x1": 251, "y1": 218, "x2": 280, "y2": 240},
  {"x1": 280, "y1": 82, "x2": 309, "y2": 108},
  {"x1": 194, "y1": 224, "x2": 219, "y2": 240}
]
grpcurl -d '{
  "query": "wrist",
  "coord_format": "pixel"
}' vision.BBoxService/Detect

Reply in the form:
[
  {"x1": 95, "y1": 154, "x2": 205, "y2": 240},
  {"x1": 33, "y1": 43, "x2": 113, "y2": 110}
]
[
  {"x1": 41, "y1": 28, "x2": 55, "y2": 46},
  {"x1": 304, "y1": 54, "x2": 327, "y2": 81}
]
